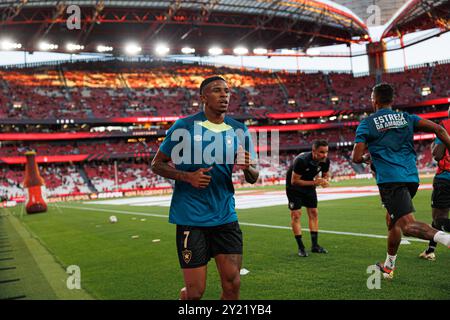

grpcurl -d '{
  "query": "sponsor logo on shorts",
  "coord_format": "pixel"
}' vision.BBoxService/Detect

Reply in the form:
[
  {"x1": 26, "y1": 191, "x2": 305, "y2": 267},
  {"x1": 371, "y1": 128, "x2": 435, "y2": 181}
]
[{"x1": 289, "y1": 202, "x2": 295, "y2": 209}]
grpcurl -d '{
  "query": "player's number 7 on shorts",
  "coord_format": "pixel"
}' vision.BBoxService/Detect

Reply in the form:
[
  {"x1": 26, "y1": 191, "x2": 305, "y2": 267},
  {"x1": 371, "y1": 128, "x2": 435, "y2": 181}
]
[{"x1": 183, "y1": 231, "x2": 190, "y2": 249}]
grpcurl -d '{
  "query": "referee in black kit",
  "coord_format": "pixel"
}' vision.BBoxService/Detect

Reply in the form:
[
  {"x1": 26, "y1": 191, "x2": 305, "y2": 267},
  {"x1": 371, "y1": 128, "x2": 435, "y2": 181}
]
[{"x1": 286, "y1": 140, "x2": 330, "y2": 257}]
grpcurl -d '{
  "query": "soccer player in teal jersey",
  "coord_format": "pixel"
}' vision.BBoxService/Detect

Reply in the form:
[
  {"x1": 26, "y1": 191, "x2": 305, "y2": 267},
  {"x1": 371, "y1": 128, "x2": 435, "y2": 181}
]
[
  {"x1": 151, "y1": 76, "x2": 259, "y2": 300},
  {"x1": 352, "y1": 83, "x2": 450, "y2": 279}
]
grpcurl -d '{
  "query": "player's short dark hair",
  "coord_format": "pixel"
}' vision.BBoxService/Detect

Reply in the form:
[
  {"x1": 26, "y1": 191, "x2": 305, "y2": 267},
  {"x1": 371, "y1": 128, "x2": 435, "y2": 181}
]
[
  {"x1": 200, "y1": 76, "x2": 226, "y2": 95},
  {"x1": 312, "y1": 140, "x2": 328, "y2": 149},
  {"x1": 373, "y1": 83, "x2": 394, "y2": 105}
]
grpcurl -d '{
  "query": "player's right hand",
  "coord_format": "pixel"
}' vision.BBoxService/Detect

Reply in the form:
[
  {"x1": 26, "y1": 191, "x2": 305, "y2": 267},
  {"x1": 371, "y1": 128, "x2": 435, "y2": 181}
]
[
  {"x1": 362, "y1": 153, "x2": 371, "y2": 163},
  {"x1": 188, "y1": 167, "x2": 213, "y2": 188},
  {"x1": 320, "y1": 179, "x2": 330, "y2": 188}
]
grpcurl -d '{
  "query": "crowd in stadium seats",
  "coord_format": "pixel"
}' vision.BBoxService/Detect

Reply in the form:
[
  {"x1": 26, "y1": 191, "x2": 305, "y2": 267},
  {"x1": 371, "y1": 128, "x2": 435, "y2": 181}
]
[
  {"x1": 40, "y1": 165, "x2": 91, "y2": 196},
  {"x1": 84, "y1": 161, "x2": 170, "y2": 192},
  {"x1": 383, "y1": 68, "x2": 429, "y2": 105},
  {"x1": 1, "y1": 60, "x2": 449, "y2": 119},
  {"x1": 328, "y1": 73, "x2": 375, "y2": 111},
  {"x1": 278, "y1": 128, "x2": 356, "y2": 148},
  {"x1": 0, "y1": 164, "x2": 89, "y2": 198},
  {"x1": 0, "y1": 166, "x2": 24, "y2": 199},
  {"x1": 429, "y1": 62, "x2": 450, "y2": 99},
  {"x1": 281, "y1": 72, "x2": 331, "y2": 111},
  {"x1": 416, "y1": 142, "x2": 435, "y2": 172}
]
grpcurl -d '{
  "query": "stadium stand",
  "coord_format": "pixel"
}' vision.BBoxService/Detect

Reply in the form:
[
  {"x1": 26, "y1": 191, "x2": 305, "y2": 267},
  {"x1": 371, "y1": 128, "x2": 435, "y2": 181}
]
[{"x1": 1, "y1": 60, "x2": 449, "y2": 119}]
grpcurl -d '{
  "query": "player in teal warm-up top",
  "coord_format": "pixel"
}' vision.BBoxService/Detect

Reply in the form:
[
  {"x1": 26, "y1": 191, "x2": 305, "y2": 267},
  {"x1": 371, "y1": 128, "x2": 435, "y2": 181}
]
[
  {"x1": 353, "y1": 83, "x2": 450, "y2": 280},
  {"x1": 151, "y1": 76, "x2": 259, "y2": 300}
]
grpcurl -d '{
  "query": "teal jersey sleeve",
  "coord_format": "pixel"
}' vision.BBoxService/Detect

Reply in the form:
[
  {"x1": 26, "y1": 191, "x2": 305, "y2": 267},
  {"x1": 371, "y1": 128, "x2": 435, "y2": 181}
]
[
  {"x1": 159, "y1": 119, "x2": 186, "y2": 157},
  {"x1": 355, "y1": 119, "x2": 369, "y2": 144},
  {"x1": 435, "y1": 137, "x2": 442, "y2": 145}
]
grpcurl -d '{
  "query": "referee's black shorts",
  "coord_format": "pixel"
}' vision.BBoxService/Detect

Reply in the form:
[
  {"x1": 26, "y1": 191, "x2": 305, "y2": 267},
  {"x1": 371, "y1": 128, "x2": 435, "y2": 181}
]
[
  {"x1": 286, "y1": 187, "x2": 318, "y2": 210},
  {"x1": 378, "y1": 182, "x2": 419, "y2": 228},
  {"x1": 431, "y1": 177, "x2": 450, "y2": 209},
  {"x1": 176, "y1": 221, "x2": 243, "y2": 269}
]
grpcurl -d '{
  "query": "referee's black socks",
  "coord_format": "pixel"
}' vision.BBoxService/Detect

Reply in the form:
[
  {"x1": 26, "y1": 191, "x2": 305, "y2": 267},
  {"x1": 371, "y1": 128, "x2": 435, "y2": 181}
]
[
  {"x1": 311, "y1": 231, "x2": 318, "y2": 247},
  {"x1": 295, "y1": 235, "x2": 305, "y2": 250}
]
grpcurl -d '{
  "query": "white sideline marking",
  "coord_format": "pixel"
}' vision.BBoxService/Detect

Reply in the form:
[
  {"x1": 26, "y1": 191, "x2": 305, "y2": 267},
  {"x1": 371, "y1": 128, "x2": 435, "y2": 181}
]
[
  {"x1": 86, "y1": 191, "x2": 379, "y2": 209},
  {"x1": 59, "y1": 205, "x2": 168, "y2": 218},
  {"x1": 86, "y1": 184, "x2": 433, "y2": 209},
  {"x1": 58, "y1": 205, "x2": 427, "y2": 243}
]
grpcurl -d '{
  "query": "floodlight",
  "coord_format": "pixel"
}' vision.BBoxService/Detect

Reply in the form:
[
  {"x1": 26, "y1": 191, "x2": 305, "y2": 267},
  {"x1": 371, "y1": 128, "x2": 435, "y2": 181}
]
[
  {"x1": 253, "y1": 48, "x2": 268, "y2": 55},
  {"x1": 233, "y1": 47, "x2": 248, "y2": 55},
  {"x1": 208, "y1": 47, "x2": 223, "y2": 56},
  {"x1": 125, "y1": 43, "x2": 142, "y2": 55}
]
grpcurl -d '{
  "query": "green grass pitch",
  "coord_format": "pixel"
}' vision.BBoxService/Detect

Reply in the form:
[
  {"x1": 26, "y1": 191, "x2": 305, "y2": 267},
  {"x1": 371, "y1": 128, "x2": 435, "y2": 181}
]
[{"x1": 1, "y1": 182, "x2": 448, "y2": 300}]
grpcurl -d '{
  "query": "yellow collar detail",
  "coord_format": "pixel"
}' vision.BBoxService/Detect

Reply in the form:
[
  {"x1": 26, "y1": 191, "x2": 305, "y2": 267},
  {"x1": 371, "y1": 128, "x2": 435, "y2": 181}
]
[{"x1": 198, "y1": 120, "x2": 233, "y2": 133}]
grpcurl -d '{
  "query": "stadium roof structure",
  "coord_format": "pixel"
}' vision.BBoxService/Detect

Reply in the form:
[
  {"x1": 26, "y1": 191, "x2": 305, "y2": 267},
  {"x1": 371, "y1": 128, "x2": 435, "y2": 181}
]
[
  {"x1": 381, "y1": 0, "x2": 450, "y2": 39},
  {"x1": 0, "y1": 0, "x2": 370, "y2": 55}
]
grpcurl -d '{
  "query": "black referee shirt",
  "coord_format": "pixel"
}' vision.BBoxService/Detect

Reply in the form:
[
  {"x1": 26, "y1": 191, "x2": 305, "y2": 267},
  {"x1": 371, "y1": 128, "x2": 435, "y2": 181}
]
[{"x1": 286, "y1": 152, "x2": 330, "y2": 190}]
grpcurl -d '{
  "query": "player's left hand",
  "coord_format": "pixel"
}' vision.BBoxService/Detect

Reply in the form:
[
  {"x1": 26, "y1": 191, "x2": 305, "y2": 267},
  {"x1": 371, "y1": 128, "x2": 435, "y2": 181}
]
[{"x1": 235, "y1": 146, "x2": 255, "y2": 170}]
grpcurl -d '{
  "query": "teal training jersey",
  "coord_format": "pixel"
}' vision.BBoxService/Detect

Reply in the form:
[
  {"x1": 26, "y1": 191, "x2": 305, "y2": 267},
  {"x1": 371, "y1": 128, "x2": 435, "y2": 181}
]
[
  {"x1": 355, "y1": 108, "x2": 422, "y2": 184},
  {"x1": 159, "y1": 111, "x2": 256, "y2": 226}
]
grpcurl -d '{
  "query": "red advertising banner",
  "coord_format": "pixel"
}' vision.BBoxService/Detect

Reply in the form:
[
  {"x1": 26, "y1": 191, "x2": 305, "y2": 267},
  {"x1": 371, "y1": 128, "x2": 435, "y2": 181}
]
[
  {"x1": 267, "y1": 110, "x2": 337, "y2": 119},
  {"x1": 0, "y1": 130, "x2": 161, "y2": 141},
  {"x1": 249, "y1": 121, "x2": 360, "y2": 132},
  {"x1": 1, "y1": 154, "x2": 89, "y2": 164},
  {"x1": 110, "y1": 116, "x2": 181, "y2": 123},
  {"x1": 412, "y1": 97, "x2": 450, "y2": 107},
  {"x1": 417, "y1": 111, "x2": 448, "y2": 119},
  {"x1": 0, "y1": 132, "x2": 106, "y2": 141}
]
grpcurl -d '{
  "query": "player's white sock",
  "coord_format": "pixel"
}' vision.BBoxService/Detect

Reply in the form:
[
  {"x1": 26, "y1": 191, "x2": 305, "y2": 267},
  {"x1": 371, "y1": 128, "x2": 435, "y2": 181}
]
[
  {"x1": 433, "y1": 231, "x2": 450, "y2": 247},
  {"x1": 384, "y1": 253, "x2": 397, "y2": 269}
]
